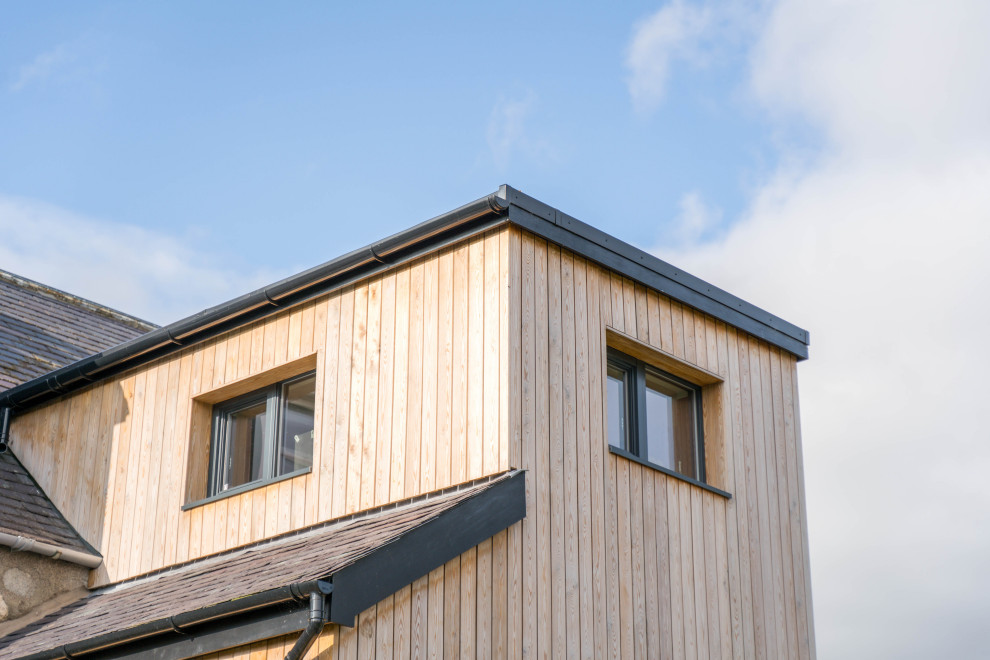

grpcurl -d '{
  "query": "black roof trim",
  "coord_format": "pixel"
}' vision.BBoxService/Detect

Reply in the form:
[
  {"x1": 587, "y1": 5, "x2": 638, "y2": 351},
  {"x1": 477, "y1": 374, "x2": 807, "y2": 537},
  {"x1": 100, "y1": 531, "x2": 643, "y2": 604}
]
[
  {"x1": 498, "y1": 185, "x2": 809, "y2": 359},
  {"x1": 0, "y1": 184, "x2": 808, "y2": 413},
  {"x1": 0, "y1": 192, "x2": 510, "y2": 412},
  {"x1": 328, "y1": 467, "x2": 526, "y2": 625},
  {"x1": 14, "y1": 471, "x2": 525, "y2": 660}
]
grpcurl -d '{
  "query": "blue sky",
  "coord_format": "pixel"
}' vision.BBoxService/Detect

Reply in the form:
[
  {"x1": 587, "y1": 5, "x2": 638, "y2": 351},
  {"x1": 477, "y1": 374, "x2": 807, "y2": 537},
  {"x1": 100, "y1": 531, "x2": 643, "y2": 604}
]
[
  {"x1": 2, "y1": 1, "x2": 782, "y2": 284},
  {"x1": 5, "y1": 3, "x2": 990, "y2": 659}
]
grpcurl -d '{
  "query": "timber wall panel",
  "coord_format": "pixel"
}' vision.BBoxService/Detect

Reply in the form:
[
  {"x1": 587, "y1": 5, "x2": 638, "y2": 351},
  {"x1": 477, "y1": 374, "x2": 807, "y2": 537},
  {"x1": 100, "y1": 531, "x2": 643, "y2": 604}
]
[
  {"x1": 10, "y1": 225, "x2": 815, "y2": 658},
  {"x1": 10, "y1": 228, "x2": 511, "y2": 588},
  {"x1": 506, "y1": 228, "x2": 816, "y2": 660}
]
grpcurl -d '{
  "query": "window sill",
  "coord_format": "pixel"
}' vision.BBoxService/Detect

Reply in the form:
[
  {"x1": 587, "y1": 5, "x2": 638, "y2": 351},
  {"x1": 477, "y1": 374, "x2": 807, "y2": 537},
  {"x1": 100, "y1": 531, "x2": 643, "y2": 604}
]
[
  {"x1": 182, "y1": 467, "x2": 312, "y2": 511},
  {"x1": 608, "y1": 446, "x2": 732, "y2": 499}
]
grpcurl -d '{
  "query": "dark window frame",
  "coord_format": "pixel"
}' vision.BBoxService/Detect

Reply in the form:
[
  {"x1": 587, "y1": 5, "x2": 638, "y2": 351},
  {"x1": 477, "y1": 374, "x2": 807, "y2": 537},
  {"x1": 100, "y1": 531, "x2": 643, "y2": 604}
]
[
  {"x1": 207, "y1": 370, "x2": 316, "y2": 498},
  {"x1": 607, "y1": 347, "x2": 707, "y2": 483}
]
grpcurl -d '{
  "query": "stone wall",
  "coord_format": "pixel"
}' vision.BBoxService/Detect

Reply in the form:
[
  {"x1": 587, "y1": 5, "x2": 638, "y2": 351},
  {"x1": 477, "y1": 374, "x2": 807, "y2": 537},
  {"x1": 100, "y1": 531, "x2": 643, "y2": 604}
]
[{"x1": 0, "y1": 546, "x2": 88, "y2": 627}]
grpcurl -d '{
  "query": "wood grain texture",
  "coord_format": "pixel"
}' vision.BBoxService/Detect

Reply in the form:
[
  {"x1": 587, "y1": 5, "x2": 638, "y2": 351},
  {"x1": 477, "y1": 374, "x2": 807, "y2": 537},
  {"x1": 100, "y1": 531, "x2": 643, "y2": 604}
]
[{"x1": 11, "y1": 225, "x2": 816, "y2": 659}]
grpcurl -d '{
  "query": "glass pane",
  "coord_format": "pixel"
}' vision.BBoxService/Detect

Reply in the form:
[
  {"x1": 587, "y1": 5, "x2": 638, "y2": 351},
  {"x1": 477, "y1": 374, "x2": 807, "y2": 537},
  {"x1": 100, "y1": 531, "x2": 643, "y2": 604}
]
[
  {"x1": 279, "y1": 374, "x2": 316, "y2": 475},
  {"x1": 606, "y1": 363, "x2": 628, "y2": 449},
  {"x1": 222, "y1": 400, "x2": 267, "y2": 491},
  {"x1": 644, "y1": 370, "x2": 697, "y2": 478}
]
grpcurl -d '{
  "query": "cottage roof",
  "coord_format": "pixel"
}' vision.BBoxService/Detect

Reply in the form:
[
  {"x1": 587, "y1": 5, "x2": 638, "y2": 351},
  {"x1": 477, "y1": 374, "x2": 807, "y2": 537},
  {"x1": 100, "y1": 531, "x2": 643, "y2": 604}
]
[
  {"x1": 0, "y1": 269, "x2": 155, "y2": 391},
  {"x1": 0, "y1": 451, "x2": 97, "y2": 557},
  {"x1": 0, "y1": 471, "x2": 525, "y2": 660}
]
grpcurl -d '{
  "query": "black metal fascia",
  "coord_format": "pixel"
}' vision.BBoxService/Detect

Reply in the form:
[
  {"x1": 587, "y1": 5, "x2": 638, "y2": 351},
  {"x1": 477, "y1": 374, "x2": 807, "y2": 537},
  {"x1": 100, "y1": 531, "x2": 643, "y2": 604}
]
[
  {"x1": 15, "y1": 474, "x2": 524, "y2": 659},
  {"x1": 0, "y1": 193, "x2": 510, "y2": 413},
  {"x1": 328, "y1": 469, "x2": 527, "y2": 626},
  {"x1": 496, "y1": 185, "x2": 810, "y2": 360},
  {"x1": 0, "y1": 183, "x2": 810, "y2": 416}
]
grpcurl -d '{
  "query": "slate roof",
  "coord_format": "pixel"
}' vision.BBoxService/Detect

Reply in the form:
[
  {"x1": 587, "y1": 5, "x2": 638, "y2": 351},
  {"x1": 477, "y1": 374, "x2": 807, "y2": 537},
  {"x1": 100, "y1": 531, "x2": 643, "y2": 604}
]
[
  {"x1": 0, "y1": 269, "x2": 154, "y2": 562},
  {"x1": 0, "y1": 269, "x2": 155, "y2": 391},
  {"x1": 0, "y1": 471, "x2": 524, "y2": 660},
  {"x1": 0, "y1": 451, "x2": 95, "y2": 555}
]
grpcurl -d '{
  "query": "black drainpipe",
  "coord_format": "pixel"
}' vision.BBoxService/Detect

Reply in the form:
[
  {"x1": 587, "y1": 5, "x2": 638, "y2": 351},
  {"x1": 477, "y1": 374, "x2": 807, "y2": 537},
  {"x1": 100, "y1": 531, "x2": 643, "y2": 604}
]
[
  {"x1": 0, "y1": 406, "x2": 11, "y2": 453},
  {"x1": 284, "y1": 589, "x2": 329, "y2": 660}
]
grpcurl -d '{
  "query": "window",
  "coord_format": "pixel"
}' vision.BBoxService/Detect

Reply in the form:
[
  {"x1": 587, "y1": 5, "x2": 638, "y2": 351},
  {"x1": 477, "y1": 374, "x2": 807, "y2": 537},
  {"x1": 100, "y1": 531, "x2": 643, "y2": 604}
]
[
  {"x1": 607, "y1": 348, "x2": 704, "y2": 482},
  {"x1": 208, "y1": 371, "x2": 316, "y2": 497}
]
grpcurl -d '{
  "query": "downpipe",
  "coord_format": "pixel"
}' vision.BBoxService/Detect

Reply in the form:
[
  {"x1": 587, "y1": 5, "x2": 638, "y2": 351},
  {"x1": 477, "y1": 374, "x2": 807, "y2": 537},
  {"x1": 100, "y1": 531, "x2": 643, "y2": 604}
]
[
  {"x1": 285, "y1": 590, "x2": 329, "y2": 660},
  {"x1": 0, "y1": 406, "x2": 10, "y2": 453}
]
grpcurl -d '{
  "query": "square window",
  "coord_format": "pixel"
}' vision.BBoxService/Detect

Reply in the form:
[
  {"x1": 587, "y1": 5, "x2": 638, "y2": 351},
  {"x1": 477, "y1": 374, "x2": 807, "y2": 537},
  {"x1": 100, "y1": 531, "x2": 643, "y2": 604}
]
[
  {"x1": 208, "y1": 371, "x2": 316, "y2": 497},
  {"x1": 607, "y1": 348, "x2": 704, "y2": 482}
]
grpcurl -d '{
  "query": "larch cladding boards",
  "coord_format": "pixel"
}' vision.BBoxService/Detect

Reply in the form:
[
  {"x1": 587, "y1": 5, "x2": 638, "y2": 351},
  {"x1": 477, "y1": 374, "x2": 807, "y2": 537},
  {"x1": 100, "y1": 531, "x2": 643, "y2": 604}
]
[
  {"x1": 9, "y1": 228, "x2": 513, "y2": 588},
  {"x1": 9, "y1": 225, "x2": 816, "y2": 658}
]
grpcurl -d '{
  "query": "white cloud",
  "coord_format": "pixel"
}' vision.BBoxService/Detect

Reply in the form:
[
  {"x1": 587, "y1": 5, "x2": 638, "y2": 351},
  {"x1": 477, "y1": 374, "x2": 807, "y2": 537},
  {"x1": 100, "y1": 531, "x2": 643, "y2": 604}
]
[
  {"x1": 486, "y1": 92, "x2": 556, "y2": 170},
  {"x1": 650, "y1": 1, "x2": 990, "y2": 657},
  {"x1": 10, "y1": 43, "x2": 77, "y2": 92},
  {"x1": 671, "y1": 190, "x2": 722, "y2": 245},
  {"x1": 0, "y1": 196, "x2": 285, "y2": 325},
  {"x1": 750, "y1": 0, "x2": 990, "y2": 161},
  {"x1": 625, "y1": 1, "x2": 712, "y2": 113}
]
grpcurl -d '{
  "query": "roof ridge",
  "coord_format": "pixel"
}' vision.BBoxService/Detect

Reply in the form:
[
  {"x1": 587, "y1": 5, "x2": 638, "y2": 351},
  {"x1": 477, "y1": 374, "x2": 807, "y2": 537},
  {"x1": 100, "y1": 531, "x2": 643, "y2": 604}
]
[{"x1": 0, "y1": 269, "x2": 157, "y2": 333}]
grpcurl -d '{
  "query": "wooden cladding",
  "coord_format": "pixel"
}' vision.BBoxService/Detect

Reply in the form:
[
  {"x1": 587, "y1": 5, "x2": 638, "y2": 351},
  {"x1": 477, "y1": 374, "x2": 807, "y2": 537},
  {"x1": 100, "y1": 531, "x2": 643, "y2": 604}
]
[
  {"x1": 9, "y1": 224, "x2": 815, "y2": 658},
  {"x1": 500, "y1": 231, "x2": 814, "y2": 658},
  {"x1": 11, "y1": 228, "x2": 513, "y2": 588}
]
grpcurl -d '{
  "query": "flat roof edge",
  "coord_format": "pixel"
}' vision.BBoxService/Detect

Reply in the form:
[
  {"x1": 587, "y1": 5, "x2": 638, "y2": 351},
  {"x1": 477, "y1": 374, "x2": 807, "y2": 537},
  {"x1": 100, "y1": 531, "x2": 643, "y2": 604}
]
[
  {"x1": 0, "y1": 184, "x2": 808, "y2": 413},
  {"x1": 498, "y1": 185, "x2": 809, "y2": 360}
]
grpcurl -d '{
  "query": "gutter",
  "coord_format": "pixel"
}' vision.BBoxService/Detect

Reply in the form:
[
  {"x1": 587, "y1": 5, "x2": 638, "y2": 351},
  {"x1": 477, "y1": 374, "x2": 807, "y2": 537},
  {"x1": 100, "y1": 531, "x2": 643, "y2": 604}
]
[
  {"x1": 0, "y1": 532, "x2": 102, "y2": 569},
  {"x1": 0, "y1": 184, "x2": 811, "y2": 415},
  {"x1": 0, "y1": 192, "x2": 508, "y2": 412},
  {"x1": 18, "y1": 581, "x2": 333, "y2": 660},
  {"x1": 11, "y1": 471, "x2": 525, "y2": 660}
]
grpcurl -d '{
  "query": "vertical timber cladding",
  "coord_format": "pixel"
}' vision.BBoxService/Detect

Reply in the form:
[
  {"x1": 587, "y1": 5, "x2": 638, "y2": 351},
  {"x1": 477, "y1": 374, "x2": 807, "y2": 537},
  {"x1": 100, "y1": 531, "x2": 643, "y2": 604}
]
[
  {"x1": 183, "y1": 226, "x2": 815, "y2": 660},
  {"x1": 8, "y1": 222, "x2": 814, "y2": 659},
  {"x1": 8, "y1": 226, "x2": 515, "y2": 587},
  {"x1": 508, "y1": 227, "x2": 816, "y2": 660}
]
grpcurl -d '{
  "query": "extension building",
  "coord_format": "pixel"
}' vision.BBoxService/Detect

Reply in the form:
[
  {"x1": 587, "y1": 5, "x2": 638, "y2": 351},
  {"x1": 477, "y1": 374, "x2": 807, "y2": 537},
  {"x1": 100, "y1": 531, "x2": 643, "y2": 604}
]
[{"x1": 0, "y1": 186, "x2": 815, "y2": 659}]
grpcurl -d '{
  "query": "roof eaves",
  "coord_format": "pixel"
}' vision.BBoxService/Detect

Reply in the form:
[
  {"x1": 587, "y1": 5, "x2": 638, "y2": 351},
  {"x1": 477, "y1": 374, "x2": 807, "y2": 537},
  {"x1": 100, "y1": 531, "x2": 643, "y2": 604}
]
[
  {"x1": 6, "y1": 471, "x2": 525, "y2": 660},
  {"x1": 497, "y1": 185, "x2": 810, "y2": 359},
  {"x1": 0, "y1": 192, "x2": 509, "y2": 413},
  {"x1": 0, "y1": 183, "x2": 810, "y2": 415}
]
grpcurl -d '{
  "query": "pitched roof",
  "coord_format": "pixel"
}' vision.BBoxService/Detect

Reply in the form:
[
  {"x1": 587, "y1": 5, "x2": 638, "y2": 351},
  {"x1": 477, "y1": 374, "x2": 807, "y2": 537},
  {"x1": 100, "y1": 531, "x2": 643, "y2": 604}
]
[
  {"x1": 0, "y1": 451, "x2": 96, "y2": 556},
  {"x1": 0, "y1": 471, "x2": 526, "y2": 660},
  {"x1": 0, "y1": 269, "x2": 155, "y2": 391},
  {"x1": 0, "y1": 269, "x2": 153, "y2": 566}
]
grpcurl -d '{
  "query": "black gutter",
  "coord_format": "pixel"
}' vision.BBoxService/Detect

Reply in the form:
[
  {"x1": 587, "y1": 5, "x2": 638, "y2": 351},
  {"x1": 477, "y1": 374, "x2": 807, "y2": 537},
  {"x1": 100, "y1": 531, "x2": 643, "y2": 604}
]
[
  {"x1": 15, "y1": 471, "x2": 526, "y2": 660},
  {"x1": 0, "y1": 192, "x2": 509, "y2": 412},
  {"x1": 0, "y1": 185, "x2": 810, "y2": 415},
  {"x1": 18, "y1": 581, "x2": 333, "y2": 660}
]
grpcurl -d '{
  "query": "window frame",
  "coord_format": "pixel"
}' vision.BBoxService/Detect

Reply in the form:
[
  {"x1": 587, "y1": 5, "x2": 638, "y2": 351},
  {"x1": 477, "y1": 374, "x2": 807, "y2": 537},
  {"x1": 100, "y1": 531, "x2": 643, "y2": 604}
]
[
  {"x1": 606, "y1": 347, "x2": 709, "y2": 485},
  {"x1": 206, "y1": 370, "x2": 316, "y2": 499}
]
